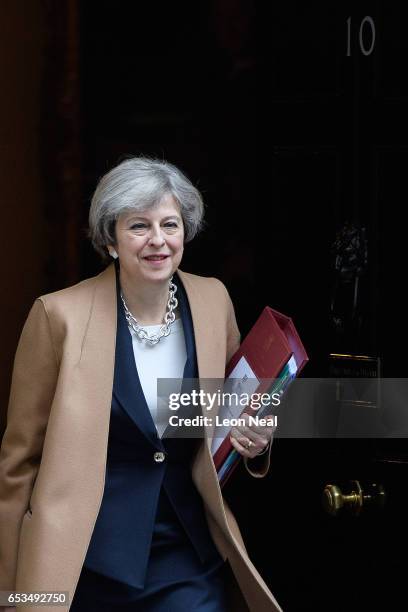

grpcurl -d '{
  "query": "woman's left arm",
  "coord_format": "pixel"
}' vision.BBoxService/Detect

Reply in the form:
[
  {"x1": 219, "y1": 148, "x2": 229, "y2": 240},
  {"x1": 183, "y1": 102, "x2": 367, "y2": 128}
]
[{"x1": 223, "y1": 286, "x2": 274, "y2": 478}]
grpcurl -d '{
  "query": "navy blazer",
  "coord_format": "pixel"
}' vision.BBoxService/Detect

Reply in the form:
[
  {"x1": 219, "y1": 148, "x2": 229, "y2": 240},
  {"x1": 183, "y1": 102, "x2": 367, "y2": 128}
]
[{"x1": 83, "y1": 265, "x2": 220, "y2": 587}]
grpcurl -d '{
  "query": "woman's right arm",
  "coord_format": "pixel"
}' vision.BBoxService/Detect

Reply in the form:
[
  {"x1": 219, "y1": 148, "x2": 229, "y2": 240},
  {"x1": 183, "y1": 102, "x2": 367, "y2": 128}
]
[{"x1": 0, "y1": 299, "x2": 59, "y2": 593}]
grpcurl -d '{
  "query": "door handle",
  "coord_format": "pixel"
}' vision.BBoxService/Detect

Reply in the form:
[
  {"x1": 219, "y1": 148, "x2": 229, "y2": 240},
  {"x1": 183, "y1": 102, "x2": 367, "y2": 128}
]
[{"x1": 322, "y1": 480, "x2": 386, "y2": 517}]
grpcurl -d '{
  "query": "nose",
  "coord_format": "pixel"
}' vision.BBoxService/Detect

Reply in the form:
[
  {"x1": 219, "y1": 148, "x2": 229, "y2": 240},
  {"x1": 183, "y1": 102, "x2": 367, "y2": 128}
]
[{"x1": 148, "y1": 224, "x2": 165, "y2": 247}]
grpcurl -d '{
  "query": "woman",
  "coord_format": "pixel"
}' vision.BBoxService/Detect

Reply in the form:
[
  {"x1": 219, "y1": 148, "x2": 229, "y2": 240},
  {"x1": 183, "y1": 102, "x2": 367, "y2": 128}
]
[{"x1": 0, "y1": 157, "x2": 281, "y2": 612}]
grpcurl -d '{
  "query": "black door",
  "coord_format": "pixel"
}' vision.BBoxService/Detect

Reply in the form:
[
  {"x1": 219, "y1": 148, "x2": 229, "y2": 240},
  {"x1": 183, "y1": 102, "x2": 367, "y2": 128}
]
[{"x1": 224, "y1": 3, "x2": 408, "y2": 610}]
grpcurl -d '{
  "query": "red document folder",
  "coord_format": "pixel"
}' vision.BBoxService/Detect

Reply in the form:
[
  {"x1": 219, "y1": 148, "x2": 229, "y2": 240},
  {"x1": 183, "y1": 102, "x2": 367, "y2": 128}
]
[{"x1": 212, "y1": 307, "x2": 308, "y2": 486}]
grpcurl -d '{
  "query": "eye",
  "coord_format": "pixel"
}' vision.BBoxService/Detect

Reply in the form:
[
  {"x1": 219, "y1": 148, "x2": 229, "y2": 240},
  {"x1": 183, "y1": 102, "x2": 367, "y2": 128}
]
[
  {"x1": 164, "y1": 222, "x2": 178, "y2": 228},
  {"x1": 129, "y1": 223, "x2": 147, "y2": 230}
]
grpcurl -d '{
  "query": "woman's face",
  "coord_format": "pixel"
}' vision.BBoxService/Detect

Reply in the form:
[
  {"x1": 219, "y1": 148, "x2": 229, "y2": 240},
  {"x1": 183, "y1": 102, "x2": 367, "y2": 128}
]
[{"x1": 114, "y1": 194, "x2": 184, "y2": 285}]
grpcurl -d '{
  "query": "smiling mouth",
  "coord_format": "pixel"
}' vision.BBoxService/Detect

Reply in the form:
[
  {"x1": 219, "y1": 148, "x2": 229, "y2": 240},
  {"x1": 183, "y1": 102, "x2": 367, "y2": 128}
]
[{"x1": 144, "y1": 255, "x2": 169, "y2": 261}]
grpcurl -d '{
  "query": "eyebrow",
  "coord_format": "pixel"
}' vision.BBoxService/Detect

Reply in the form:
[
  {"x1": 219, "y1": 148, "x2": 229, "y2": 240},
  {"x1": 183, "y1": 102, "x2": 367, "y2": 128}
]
[{"x1": 126, "y1": 214, "x2": 181, "y2": 223}]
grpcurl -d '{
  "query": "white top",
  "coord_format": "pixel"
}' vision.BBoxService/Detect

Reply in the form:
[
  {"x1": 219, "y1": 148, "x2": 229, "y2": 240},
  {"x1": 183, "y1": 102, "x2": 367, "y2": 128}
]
[{"x1": 129, "y1": 317, "x2": 187, "y2": 437}]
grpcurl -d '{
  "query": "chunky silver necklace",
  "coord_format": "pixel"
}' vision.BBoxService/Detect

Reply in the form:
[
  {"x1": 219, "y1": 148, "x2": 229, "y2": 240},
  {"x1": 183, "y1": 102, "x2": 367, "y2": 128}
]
[{"x1": 120, "y1": 278, "x2": 178, "y2": 346}]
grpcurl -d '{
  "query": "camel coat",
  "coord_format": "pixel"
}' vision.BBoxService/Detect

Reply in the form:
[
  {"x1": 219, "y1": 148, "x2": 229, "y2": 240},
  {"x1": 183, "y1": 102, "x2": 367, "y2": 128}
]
[{"x1": 0, "y1": 263, "x2": 282, "y2": 611}]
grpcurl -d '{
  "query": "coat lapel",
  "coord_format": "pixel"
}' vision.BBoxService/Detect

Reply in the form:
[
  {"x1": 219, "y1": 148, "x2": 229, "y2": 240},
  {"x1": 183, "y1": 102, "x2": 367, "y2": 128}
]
[
  {"x1": 176, "y1": 270, "x2": 233, "y2": 543},
  {"x1": 176, "y1": 270, "x2": 226, "y2": 444},
  {"x1": 175, "y1": 271, "x2": 198, "y2": 380},
  {"x1": 176, "y1": 269, "x2": 212, "y2": 380}
]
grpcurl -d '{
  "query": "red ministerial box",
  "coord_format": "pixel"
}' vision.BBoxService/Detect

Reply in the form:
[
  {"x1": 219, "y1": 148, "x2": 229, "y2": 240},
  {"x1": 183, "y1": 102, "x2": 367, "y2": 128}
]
[
  {"x1": 225, "y1": 306, "x2": 308, "y2": 379},
  {"x1": 213, "y1": 307, "x2": 308, "y2": 482}
]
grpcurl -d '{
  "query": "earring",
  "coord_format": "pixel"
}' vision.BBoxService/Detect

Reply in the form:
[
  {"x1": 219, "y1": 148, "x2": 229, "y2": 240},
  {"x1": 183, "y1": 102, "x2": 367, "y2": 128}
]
[{"x1": 109, "y1": 248, "x2": 118, "y2": 259}]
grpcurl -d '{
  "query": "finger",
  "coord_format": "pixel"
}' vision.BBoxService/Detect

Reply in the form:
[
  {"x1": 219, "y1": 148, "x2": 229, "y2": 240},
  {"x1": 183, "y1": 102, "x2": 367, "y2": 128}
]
[
  {"x1": 230, "y1": 435, "x2": 254, "y2": 458},
  {"x1": 231, "y1": 424, "x2": 268, "y2": 449},
  {"x1": 229, "y1": 430, "x2": 267, "y2": 457},
  {"x1": 230, "y1": 435, "x2": 267, "y2": 459}
]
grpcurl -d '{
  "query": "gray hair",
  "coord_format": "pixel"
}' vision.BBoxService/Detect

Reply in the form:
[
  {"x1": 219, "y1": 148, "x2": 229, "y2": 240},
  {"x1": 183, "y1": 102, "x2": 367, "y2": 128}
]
[{"x1": 88, "y1": 156, "x2": 205, "y2": 259}]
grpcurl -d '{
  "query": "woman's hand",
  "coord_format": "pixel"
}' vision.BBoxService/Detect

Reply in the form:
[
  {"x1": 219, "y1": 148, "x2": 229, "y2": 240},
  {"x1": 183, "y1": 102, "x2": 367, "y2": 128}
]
[{"x1": 229, "y1": 411, "x2": 276, "y2": 459}]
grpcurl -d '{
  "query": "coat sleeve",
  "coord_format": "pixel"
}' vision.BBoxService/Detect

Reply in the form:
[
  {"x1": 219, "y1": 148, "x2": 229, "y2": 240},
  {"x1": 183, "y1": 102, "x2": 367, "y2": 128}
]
[
  {"x1": 0, "y1": 298, "x2": 59, "y2": 591},
  {"x1": 223, "y1": 284, "x2": 273, "y2": 479}
]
